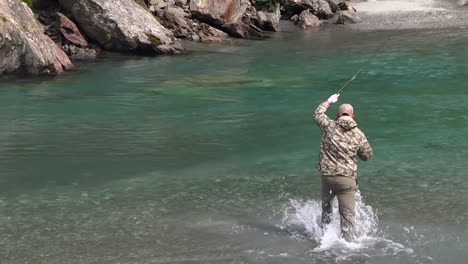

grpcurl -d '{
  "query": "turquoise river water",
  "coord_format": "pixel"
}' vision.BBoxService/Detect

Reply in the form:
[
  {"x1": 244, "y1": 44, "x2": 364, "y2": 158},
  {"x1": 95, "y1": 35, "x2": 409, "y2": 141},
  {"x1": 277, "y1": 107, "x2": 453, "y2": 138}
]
[{"x1": 0, "y1": 27, "x2": 467, "y2": 263}]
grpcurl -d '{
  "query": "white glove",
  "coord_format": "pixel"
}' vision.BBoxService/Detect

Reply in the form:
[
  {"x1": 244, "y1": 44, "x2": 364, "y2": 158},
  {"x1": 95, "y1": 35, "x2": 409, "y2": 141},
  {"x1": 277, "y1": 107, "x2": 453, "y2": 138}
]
[{"x1": 327, "y1": 94, "x2": 340, "y2": 104}]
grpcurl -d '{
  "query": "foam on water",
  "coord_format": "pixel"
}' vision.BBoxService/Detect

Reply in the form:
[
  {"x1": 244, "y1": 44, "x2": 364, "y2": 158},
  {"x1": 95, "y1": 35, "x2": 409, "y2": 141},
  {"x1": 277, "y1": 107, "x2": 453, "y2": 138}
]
[{"x1": 281, "y1": 191, "x2": 413, "y2": 260}]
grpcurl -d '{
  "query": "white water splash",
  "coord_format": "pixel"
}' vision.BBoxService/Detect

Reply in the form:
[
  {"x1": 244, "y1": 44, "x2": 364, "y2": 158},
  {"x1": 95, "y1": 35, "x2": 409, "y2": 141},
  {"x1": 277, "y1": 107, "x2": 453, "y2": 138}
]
[{"x1": 281, "y1": 191, "x2": 413, "y2": 259}]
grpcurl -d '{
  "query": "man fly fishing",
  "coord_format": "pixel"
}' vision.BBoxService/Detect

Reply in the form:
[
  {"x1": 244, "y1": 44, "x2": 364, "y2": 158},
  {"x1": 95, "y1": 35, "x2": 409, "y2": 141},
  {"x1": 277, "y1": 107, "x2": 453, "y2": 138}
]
[{"x1": 313, "y1": 93, "x2": 373, "y2": 241}]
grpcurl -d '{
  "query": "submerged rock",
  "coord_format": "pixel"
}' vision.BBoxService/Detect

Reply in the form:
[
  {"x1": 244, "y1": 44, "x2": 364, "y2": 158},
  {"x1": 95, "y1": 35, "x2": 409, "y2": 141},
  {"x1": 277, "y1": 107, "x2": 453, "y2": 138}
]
[
  {"x1": 0, "y1": 0, "x2": 74, "y2": 75},
  {"x1": 58, "y1": 0, "x2": 184, "y2": 54}
]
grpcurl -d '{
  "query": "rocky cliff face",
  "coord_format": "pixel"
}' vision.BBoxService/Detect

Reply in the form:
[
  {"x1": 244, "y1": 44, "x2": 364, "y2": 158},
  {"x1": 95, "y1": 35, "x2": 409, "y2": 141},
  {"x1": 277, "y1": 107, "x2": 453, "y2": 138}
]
[
  {"x1": 57, "y1": 0, "x2": 184, "y2": 54},
  {"x1": 1, "y1": 0, "x2": 365, "y2": 77},
  {"x1": 0, "y1": 0, "x2": 74, "y2": 75},
  {"x1": 190, "y1": 0, "x2": 262, "y2": 39}
]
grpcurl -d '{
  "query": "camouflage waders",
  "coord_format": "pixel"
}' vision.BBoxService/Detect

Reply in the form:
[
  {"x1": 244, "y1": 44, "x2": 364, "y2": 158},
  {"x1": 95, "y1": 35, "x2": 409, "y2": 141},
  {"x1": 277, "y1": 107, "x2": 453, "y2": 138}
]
[{"x1": 313, "y1": 101, "x2": 373, "y2": 241}]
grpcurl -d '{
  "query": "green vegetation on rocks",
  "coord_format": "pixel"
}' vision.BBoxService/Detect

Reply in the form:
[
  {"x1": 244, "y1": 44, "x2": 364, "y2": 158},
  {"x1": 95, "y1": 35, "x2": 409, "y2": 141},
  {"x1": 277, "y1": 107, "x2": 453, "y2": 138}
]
[
  {"x1": 146, "y1": 33, "x2": 162, "y2": 46},
  {"x1": 134, "y1": 0, "x2": 147, "y2": 7},
  {"x1": 0, "y1": 14, "x2": 8, "y2": 22},
  {"x1": 154, "y1": 14, "x2": 164, "y2": 25},
  {"x1": 20, "y1": 0, "x2": 33, "y2": 8}
]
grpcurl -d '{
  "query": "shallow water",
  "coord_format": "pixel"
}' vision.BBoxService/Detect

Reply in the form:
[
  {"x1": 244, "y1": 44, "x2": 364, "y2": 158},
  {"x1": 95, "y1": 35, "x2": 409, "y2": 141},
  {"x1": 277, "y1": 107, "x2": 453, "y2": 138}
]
[
  {"x1": 1, "y1": 27, "x2": 468, "y2": 263},
  {"x1": 352, "y1": 0, "x2": 468, "y2": 30}
]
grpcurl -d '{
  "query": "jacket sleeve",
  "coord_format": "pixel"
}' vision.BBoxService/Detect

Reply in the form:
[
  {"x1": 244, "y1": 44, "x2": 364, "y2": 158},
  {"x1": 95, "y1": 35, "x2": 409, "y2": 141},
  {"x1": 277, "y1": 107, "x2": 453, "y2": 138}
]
[
  {"x1": 357, "y1": 133, "x2": 373, "y2": 161},
  {"x1": 313, "y1": 101, "x2": 332, "y2": 130}
]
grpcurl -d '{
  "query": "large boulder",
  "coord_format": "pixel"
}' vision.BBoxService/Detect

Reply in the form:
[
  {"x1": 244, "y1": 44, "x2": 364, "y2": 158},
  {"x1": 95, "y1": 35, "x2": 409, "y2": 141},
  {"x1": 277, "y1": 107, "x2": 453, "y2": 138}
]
[
  {"x1": 325, "y1": 0, "x2": 338, "y2": 13},
  {"x1": 337, "y1": 1, "x2": 356, "y2": 12},
  {"x1": 198, "y1": 23, "x2": 231, "y2": 43},
  {"x1": 296, "y1": 10, "x2": 322, "y2": 28},
  {"x1": 57, "y1": 0, "x2": 184, "y2": 54},
  {"x1": 255, "y1": 3, "x2": 281, "y2": 32},
  {"x1": 0, "y1": 0, "x2": 74, "y2": 75},
  {"x1": 335, "y1": 11, "x2": 361, "y2": 24},
  {"x1": 156, "y1": 6, "x2": 196, "y2": 38},
  {"x1": 56, "y1": 13, "x2": 99, "y2": 60},
  {"x1": 311, "y1": 0, "x2": 334, "y2": 19},
  {"x1": 190, "y1": 0, "x2": 262, "y2": 39},
  {"x1": 190, "y1": 0, "x2": 249, "y2": 25},
  {"x1": 57, "y1": 13, "x2": 88, "y2": 47},
  {"x1": 284, "y1": 0, "x2": 335, "y2": 19}
]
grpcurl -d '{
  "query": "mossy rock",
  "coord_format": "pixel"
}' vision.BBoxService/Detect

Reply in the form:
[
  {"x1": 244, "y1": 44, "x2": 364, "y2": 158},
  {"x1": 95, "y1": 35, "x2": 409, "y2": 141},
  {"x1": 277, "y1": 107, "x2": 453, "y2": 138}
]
[
  {"x1": 154, "y1": 14, "x2": 164, "y2": 25},
  {"x1": 134, "y1": 0, "x2": 147, "y2": 8},
  {"x1": 44, "y1": 62, "x2": 57, "y2": 74},
  {"x1": 0, "y1": 14, "x2": 8, "y2": 23},
  {"x1": 145, "y1": 33, "x2": 162, "y2": 46},
  {"x1": 20, "y1": 0, "x2": 33, "y2": 8}
]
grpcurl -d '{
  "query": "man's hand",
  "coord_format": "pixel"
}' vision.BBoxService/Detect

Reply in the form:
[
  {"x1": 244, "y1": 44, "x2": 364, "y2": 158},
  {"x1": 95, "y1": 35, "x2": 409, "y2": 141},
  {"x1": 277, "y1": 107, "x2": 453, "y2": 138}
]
[{"x1": 327, "y1": 94, "x2": 340, "y2": 104}]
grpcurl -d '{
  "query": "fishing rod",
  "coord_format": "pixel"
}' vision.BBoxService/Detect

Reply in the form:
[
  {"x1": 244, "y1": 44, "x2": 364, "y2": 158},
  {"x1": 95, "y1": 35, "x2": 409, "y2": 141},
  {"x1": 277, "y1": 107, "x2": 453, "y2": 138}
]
[{"x1": 336, "y1": 24, "x2": 403, "y2": 94}]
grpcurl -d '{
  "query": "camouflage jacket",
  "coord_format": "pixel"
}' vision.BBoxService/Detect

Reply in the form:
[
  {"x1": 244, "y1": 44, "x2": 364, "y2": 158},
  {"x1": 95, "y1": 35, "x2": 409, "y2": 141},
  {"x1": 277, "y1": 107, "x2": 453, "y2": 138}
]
[{"x1": 313, "y1": 102, "x2": 373, "y2": 178}]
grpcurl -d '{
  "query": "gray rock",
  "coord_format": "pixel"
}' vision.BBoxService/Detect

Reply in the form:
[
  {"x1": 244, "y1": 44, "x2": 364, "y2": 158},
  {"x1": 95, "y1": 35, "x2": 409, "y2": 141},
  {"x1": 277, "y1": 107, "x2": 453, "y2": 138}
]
[
  {"x1": 62, "y1": 44, "x2": 98, "y2": 60},
  {"x1": 198, "y1": 23, "x2": 231, "y2": 43},
  {"x1": 157, "y1": 6, "x2": 196, "y2": 38},
  {"x1": 335, "y1": 11, "x2": 361, "y2": 24},
  {"x1": 289, "y1": 0, "x2": 333, "y2": 19},
  {"x1": 57, "y1": 13, "x2": 88, "y2": 47},
  {"x1": 337, "y1": 1, "x2": 356, "y2": 12},
  {"x1": 148, "y1": 0, "x2": 174, "y2": 12},
  {"x1": 190, "y1": 0, "x2": 261, "y2": 39},
  {"x1": 325, "y1": 0, "x2": 338, "y2": 13},
  {"x1": 290, "y1": 14, "x2": 300, "y2": 24},
  {"x1": 190, "y1": 0, "x2": 249, "y2": 25},
  {"x1": 223, "y1": 23, "x2": 262, "y2": 39},
  {"x1": 311, "y1": 0, "x2": 334, "y2": 19},
  {"x1": 458, "y1": 0, "x2": 468, "y2": 5},
  {"x1": 0, "y1": 0, "x2": 74, "y2": 75},
  {"x1": 255, "y1": 3, "x2": 281, "y2": 32},
  {"x1": 297, "y1": 10, "x2": 322, "y2": 28},
  {"x1": 175, "y1": 0, "x2": 188, "y2": 7},
  {"x1": 58, "y1": 0, "x2": 184, "y2": 54}
]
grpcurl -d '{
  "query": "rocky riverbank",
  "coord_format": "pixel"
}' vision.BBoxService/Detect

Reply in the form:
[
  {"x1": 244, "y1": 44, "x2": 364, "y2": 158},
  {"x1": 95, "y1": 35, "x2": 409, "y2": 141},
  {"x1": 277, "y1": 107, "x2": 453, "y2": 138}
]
[{"x1": 1, "y1": 0, "x2": 362, "y2": 76}]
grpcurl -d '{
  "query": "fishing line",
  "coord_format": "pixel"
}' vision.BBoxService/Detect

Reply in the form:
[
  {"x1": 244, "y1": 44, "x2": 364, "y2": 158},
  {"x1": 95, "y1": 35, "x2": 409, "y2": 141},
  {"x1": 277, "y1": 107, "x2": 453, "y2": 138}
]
[{"x1": 336, "y1": 24, "x2": 403, "y2": 94}]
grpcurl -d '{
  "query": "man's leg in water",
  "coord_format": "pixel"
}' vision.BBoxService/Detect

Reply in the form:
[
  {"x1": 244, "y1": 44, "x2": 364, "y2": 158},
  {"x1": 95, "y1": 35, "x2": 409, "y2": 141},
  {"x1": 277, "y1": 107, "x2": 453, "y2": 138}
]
[
  {"x1": 336, "y1": 177, "x2": 357, "y2": 242},
  {"x1": 321, "y1": 176, "x2": 335, "y2": 226}
]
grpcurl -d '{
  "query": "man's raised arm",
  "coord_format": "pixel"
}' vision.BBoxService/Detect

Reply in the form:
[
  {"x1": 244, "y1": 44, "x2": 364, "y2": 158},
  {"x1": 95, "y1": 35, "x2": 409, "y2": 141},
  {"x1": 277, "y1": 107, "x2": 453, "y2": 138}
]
[{"x1": 313, "y1": 94, "x2": 340, "y2": 129}]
